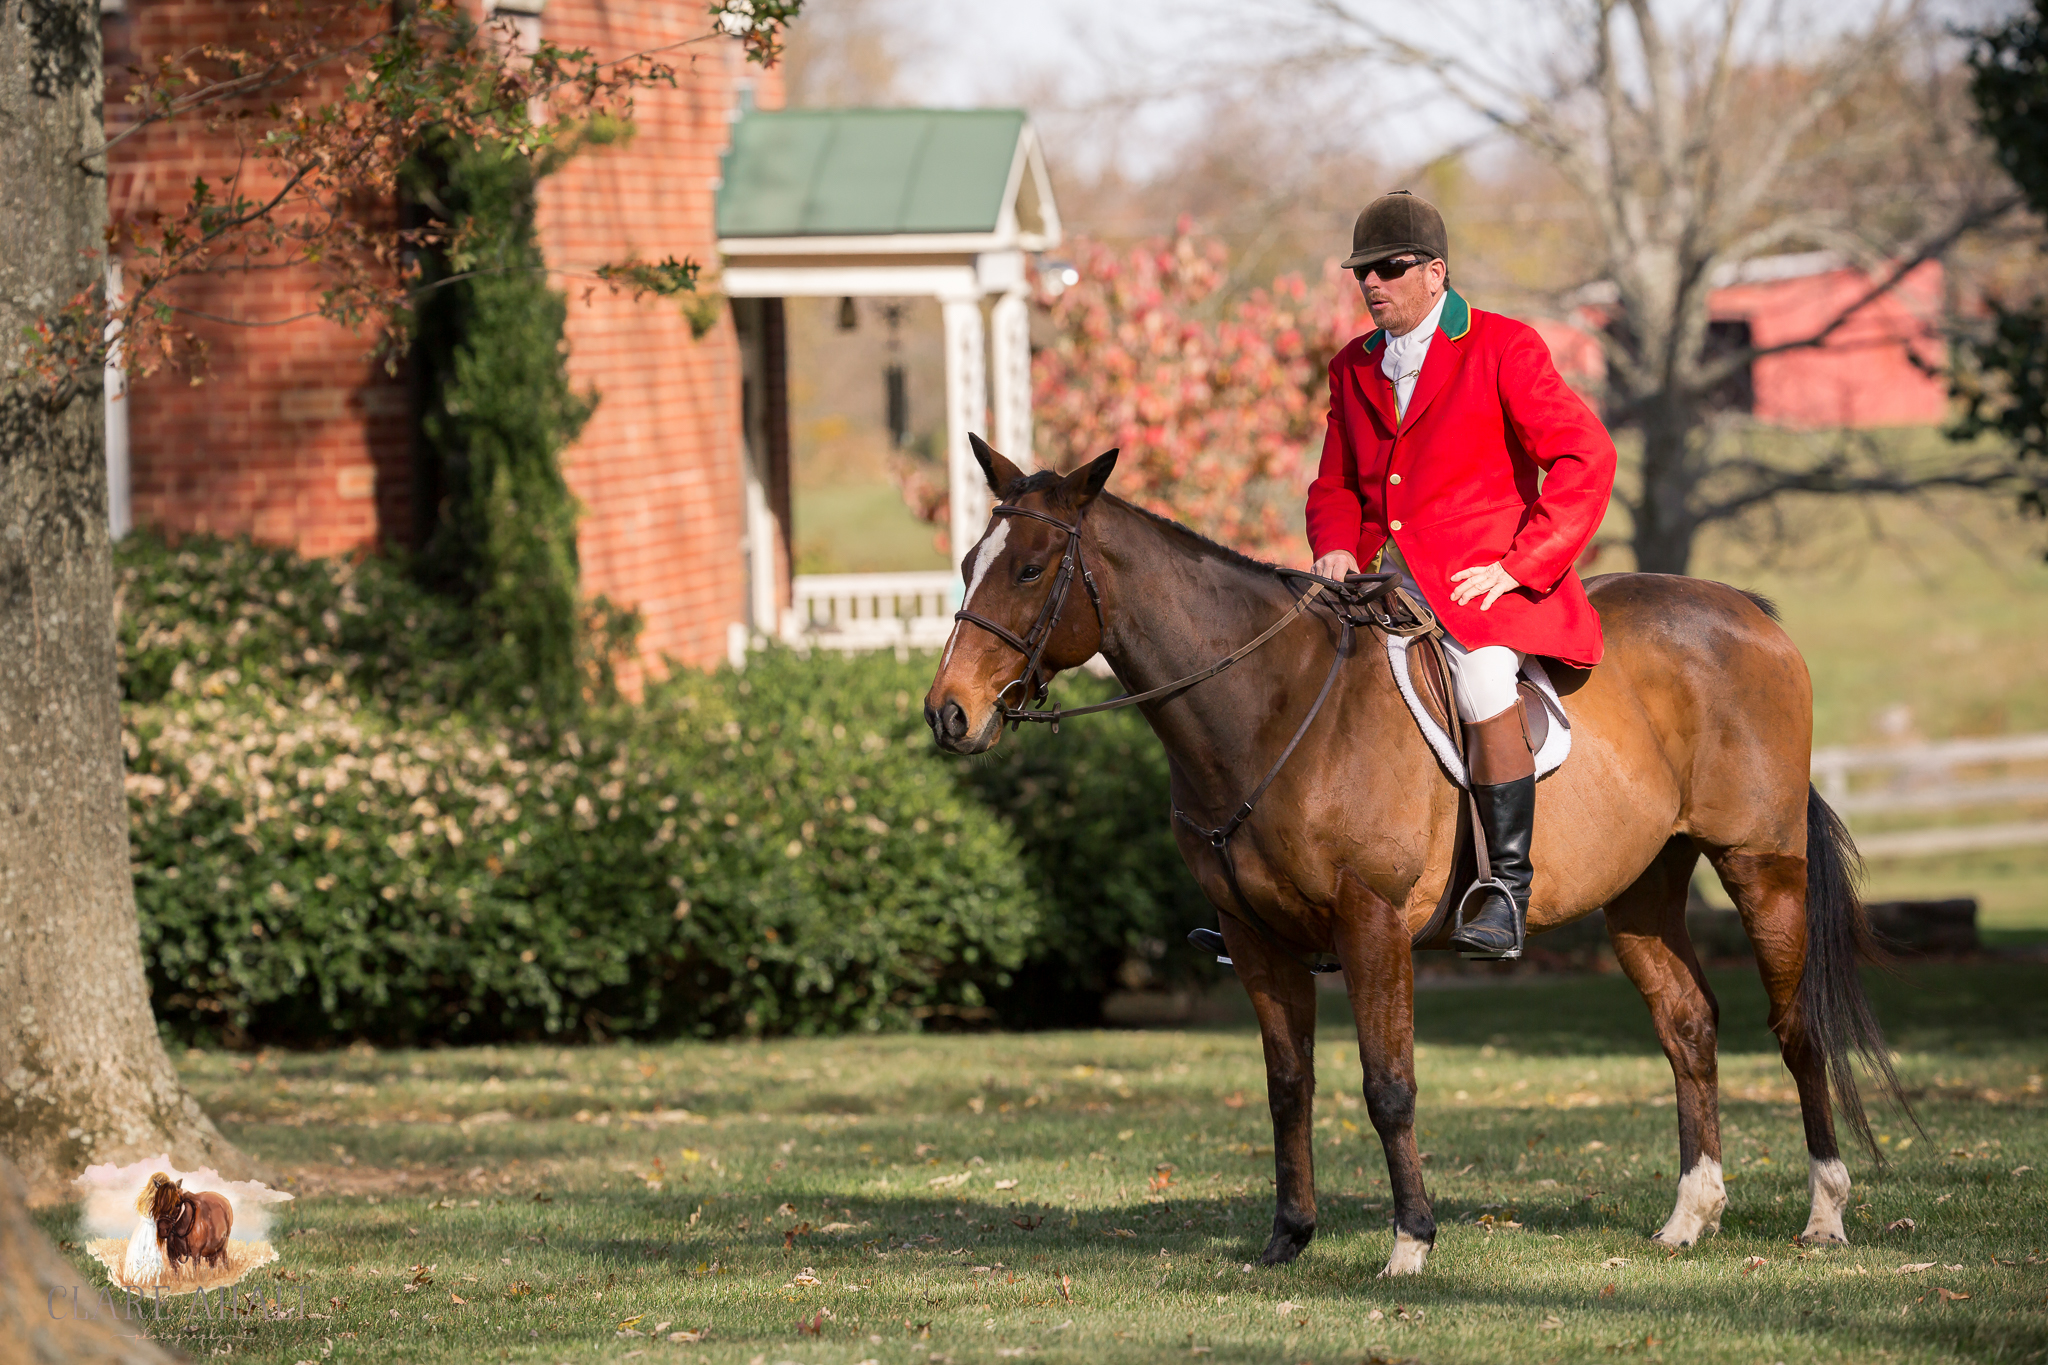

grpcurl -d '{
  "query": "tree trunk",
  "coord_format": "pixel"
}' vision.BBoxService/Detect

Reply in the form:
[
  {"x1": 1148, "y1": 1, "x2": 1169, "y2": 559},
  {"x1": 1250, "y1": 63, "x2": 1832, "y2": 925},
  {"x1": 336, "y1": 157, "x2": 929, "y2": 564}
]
[
  {"x1": 0, "y1": 1151, "x2": 178, "y2": 1364},
  {"x1": 1628, "y1": 390, "x2": 1702, "y2": 576},
  {"x1": 1, "y1": 0, "x2": 256, "y2": 1205}
]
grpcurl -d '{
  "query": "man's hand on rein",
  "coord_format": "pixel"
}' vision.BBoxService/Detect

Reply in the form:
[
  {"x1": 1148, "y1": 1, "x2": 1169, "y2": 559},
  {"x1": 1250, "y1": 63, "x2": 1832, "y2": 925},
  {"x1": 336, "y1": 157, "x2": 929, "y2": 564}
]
[
  {"x1": 1310, "y1": 550, "x2": 1360, "y2": 585},
  {"x1": 1449, "y1": 560, "x2": 1521, "y2": 610}
]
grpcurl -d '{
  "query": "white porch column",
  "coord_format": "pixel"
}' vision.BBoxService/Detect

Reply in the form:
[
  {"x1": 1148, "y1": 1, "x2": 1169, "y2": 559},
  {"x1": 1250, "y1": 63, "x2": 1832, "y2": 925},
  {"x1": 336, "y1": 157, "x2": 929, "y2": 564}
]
[
  {"x1": 941, "y1": 294, "x2": 990, "y2": 573},
  {"x1": 989, "y1": 288, "x2": 1033, "y2": 469},
  {"x1": 105, "y1": 260, "x2": 130, "y2": 538}
]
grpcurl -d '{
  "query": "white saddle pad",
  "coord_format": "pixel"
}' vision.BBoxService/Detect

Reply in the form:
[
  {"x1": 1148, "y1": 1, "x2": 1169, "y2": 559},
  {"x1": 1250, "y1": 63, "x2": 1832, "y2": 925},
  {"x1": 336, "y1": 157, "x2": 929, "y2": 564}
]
[{"x1": 1385, "y1": 633, "x2": 1572, "y2": 788}]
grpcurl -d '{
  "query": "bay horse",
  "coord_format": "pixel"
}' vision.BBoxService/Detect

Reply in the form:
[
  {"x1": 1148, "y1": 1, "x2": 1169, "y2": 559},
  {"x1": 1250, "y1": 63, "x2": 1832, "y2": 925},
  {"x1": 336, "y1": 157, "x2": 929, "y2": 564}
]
[
  {"x1": 926, "y1": 440, "x2": 1906, "y2": 1277},
  {"x1": 144, "y1": 1172, "x2": 234, "y2": 1272}
]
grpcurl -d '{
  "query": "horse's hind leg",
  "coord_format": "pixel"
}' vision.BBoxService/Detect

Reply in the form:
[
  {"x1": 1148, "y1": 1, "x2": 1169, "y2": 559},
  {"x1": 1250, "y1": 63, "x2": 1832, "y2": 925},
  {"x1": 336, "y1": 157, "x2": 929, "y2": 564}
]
[
  {"x1": 1604, "y1": 837, "x2": 1727, "y2": 1247},
  {"x1": 1332, "y1": 872, "x2": 1435, "y2": 1276},
  {"x1": 1707, "y1": 842, "x2": 1850, "y2": 1245},
  {"x1": 1220, "y1": 914, "x2": 1321, "y2": 1265}
]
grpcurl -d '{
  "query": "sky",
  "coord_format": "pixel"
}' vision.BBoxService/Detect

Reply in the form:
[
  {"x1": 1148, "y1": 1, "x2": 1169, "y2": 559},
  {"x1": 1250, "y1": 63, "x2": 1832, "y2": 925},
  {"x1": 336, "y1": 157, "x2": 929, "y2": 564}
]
[{"x1": 827, "y1": 0, "x2": 2010, "y2": 182}]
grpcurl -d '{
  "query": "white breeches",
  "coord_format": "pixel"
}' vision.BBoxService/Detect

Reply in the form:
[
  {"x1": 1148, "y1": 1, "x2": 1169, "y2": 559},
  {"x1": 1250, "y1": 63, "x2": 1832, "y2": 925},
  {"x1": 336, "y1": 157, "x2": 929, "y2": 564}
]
[
  {"x1": 1399, "y1": 574, "x2": 1526, "y2": 721},
  {"x1": 1441, "y1": 635, "x2": 1524, "y2": 722}
]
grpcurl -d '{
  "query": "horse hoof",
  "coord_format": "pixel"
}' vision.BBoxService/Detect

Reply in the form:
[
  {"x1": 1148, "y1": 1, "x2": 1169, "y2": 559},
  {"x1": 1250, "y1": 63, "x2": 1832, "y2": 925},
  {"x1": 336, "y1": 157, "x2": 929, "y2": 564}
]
[
  {"x1": 1259, "y1": 1229, "x2": 1313, "y2": 1265},
  {"x1": 1795, "y1": 1231, "x2": 1848, "y2": 1247}
]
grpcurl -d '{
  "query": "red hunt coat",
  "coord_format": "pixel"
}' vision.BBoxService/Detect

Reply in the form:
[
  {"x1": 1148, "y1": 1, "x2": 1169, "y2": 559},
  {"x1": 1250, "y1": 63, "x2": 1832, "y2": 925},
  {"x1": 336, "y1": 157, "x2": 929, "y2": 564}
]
[{"x1": 1305, "y1": 288, "x2": 1617, "y2": 667}]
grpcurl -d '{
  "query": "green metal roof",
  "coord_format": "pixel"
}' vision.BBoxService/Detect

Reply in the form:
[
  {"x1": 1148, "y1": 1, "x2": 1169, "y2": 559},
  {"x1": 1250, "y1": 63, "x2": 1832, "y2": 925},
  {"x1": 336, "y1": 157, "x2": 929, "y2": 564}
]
[{"x1": 717, "y1": 109, "x2": 1028, "y2": 238}]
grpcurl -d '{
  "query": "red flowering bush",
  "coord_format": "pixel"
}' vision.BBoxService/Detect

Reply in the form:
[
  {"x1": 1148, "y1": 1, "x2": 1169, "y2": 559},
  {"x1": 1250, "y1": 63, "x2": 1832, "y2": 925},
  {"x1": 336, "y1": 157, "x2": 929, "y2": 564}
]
[{"x1": 1029, "y1": 223, "x2": 1375, "y2": 562}]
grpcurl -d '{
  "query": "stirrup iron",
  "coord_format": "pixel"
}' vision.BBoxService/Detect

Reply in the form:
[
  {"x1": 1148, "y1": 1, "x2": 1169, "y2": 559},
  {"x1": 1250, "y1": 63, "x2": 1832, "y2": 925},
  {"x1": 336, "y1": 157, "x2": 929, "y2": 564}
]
[{"x1": 1450, "y1": 877, "x2": 1526, "y2": 961}]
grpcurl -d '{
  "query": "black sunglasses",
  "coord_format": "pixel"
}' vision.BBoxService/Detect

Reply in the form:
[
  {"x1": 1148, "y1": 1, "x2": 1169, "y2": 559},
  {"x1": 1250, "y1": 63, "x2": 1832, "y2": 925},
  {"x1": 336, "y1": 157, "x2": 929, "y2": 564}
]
[{"x1": 1352, "y1": 254, "x2": 1434, "y2": 282}]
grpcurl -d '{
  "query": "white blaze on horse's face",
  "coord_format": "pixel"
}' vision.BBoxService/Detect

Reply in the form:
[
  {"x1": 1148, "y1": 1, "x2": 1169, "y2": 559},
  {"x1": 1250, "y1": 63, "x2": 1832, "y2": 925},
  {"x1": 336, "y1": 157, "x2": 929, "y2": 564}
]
[{"x1": 942, "y1": 516, "x2": 1010, "y2": 669}]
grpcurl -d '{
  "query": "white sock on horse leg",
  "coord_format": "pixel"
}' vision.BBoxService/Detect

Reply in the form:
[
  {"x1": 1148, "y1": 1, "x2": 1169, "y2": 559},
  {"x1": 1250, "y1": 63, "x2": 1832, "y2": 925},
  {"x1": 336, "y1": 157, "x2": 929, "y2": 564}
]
[
  {"x1": 1652, "y1": 1156, "x2": 1726, "y2": 1247},
  {"x1": 1380, "y1": 1227, "x2": 1431, "y2": 1276},
  {"x1": 1799, "y1": 1157, "x2": 1851, "y2": 1244}
]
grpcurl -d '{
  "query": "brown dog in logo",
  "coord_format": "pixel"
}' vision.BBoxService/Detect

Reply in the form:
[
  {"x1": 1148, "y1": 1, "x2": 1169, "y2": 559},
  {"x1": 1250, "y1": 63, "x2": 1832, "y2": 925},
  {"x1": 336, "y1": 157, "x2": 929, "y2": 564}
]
[{"x1": 142, "y1": 1172, "x2": 233, "y2": 1271}]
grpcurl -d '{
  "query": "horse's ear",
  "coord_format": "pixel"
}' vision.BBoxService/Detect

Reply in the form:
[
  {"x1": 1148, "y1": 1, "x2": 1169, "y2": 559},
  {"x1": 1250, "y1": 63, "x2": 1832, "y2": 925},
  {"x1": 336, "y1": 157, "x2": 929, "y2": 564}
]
[
  {"x1": 1057, "y1": 448, "x2": 1118, "y2": 510},
  {"x1": 971, "y1": 434, "x2": 1027, "y2": 496}
]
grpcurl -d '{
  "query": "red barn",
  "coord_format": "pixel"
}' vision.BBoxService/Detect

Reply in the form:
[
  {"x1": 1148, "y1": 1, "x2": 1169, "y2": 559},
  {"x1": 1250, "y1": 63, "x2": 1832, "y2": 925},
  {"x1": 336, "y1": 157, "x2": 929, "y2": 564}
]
[{"x1": 1532, "y1": 252, "x2": 1949, "y2": 428}]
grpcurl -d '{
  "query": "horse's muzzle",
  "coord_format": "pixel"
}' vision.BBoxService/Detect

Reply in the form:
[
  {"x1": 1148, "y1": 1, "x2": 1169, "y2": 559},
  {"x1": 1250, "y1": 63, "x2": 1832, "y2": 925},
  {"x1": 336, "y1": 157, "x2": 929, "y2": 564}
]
[{"x1": 926, "y1": 696, "x2": 997, "y2": 754}]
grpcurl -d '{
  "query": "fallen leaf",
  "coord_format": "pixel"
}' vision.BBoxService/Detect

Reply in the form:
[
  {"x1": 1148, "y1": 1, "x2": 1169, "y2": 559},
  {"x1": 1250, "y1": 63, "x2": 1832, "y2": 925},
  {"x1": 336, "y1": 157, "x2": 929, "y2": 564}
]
[
  {"x1": 2013, "y1": 1166, "x2": 2034, "y2": 1176},
  {"x1": 1366, "y1": 1309, "x2": 1385, "y2": 1322},
  {"x1": 1944, "y1": 1264, "x2": 1965, "y2": 1272},
  {"x1": 1275, "y1": 1301, "x2": 1303, "y2": 1316},
  {"x1": 1059, "y1": 1273, "x2": 1072, "y2": 1303},
  {"x1": 617, "y1": 1314, "x2": 643, "y2": 1329},
  {"x1": 774, "y1": 1203, "x2": 798, "y2": 1217},
  {"x1": 796, "y1": 1309, "x2": 826, "y2": 1336},
  {"x1": 929, "y1": 1172, "x2": 972, "y2": 1190},
  {"x1": 995, "y1": 1178, "x2": 1019, "y2": 1190},
  {"x1": 1886, "y1": 1218, "x2": 1916, "y2": 1233},
  {"x1": 1897, "y1": 1263, "x2": 1937, "y2": 1274},
  {"x1": 1744, "y1": 1256, "x2": 1768, "y2": 1272},
  {"x1": 652, "y1": 1322, "x2": 671, "y2": 1335},
  {"x1": 1602, "y1": 1257, "x2": 1630, "y2": 1269},
  {"x1": 1222, "y1": 1092, "x2": 1246, "y2": 1109},
  {"x1": 1600, "y1": 1283, "x2": 1618, "y2": 1298},
  {"x1": 1010, "y1": 1216, "x2": 1043, "y2": 1231},
  {"x1": 818, "y1": 1222, "x2": 858, "y2": 1234},
  {"x1": 791, "y1": 1271, "x2": 823, "y2": 1287},
  {"x1": 1937, "y1": 1287, "x2": 1970, "y2": 1302},
  {"x1": 670, "y1": 1328, "x2": 710, "y2": 1344},
  {"x1": 783, "y1": 1221, "x2": 813, "y2": 1249},
  {"x1": 1539, "y1": 1315, "x2": 1564, "y2": 1331},
  {"x1": 1106, "y1": 1227, "x2": 1136, "y2": 1238}
]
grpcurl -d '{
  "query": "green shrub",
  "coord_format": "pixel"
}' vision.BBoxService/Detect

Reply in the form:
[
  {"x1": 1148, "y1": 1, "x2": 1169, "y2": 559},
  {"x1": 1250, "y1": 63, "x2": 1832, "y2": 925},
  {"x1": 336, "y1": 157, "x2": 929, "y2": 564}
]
[
  {"x1": 119, "y1": 534, "x2": 1214, "y2": 1043},
  {"x1": 953, "y1": 693, "x2": 1221, "y2": 1026}
]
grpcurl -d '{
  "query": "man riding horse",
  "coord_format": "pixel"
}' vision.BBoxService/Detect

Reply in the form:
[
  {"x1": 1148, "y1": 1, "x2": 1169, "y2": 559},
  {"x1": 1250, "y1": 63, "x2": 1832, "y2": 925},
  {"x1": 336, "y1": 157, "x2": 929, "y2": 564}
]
[{"x1": 1305, "y1": 191, "x2": 1616, "y2": 960}]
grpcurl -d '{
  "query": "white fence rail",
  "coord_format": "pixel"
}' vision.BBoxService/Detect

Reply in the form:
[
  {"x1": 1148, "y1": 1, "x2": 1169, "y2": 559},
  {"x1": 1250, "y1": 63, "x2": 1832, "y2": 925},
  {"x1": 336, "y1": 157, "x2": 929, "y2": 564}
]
[{"x1": 1813, "y1": 732, "x2": 2048, "y2": 858}]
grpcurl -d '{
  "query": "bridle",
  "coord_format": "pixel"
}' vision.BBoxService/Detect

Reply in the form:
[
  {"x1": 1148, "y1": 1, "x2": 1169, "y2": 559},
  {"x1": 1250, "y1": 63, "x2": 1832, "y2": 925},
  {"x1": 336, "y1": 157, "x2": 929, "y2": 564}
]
[{"x1": 950, "y1": 502, "x2": 1104, "y2": 720}]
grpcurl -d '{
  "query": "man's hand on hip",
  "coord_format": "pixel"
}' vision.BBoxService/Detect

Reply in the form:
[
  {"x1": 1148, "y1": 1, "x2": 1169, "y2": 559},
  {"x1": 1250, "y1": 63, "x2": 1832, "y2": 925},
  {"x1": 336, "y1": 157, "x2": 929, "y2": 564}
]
[
  {"x1": 1449, "y1": 560, "x2": 1521, "y2": 610},
  {"x1": 1310, "y1": 550, "x2": 1360, "y2": 583}
]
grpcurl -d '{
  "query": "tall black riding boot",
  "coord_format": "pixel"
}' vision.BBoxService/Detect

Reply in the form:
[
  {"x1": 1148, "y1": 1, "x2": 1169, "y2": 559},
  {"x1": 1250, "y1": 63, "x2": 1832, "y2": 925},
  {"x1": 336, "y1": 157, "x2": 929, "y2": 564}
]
[{"x1": 1449, "y1": 702, "x2": 1536, "y2": 959}]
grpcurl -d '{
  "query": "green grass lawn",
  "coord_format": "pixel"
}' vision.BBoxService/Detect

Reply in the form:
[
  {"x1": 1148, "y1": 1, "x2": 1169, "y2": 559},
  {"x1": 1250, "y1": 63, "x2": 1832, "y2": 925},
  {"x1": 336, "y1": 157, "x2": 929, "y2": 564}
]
[{"x1": 51, "y1": 964, "x2": 2047, "y2": 1364}]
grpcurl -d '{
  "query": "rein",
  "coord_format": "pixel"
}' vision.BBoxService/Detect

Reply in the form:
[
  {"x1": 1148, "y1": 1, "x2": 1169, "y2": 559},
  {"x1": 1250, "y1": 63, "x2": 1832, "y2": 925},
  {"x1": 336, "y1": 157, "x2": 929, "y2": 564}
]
[{"x1": 949, "y1": 499, "x2": 1410, "y2": 973}]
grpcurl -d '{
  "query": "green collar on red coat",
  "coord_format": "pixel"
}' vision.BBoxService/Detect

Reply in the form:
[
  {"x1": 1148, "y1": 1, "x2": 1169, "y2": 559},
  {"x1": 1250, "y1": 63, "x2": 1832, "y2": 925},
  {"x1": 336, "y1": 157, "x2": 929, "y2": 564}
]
[{"x1": 1360, "y1": 286, "x2": 1472, "y2": 354}]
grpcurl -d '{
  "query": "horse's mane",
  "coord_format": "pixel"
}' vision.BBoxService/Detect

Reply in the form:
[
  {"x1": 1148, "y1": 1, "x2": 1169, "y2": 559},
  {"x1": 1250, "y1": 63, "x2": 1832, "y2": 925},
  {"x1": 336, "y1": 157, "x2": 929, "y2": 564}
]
[{"x1": 1000, "y1": 474, "x2": 1288, "y2": 582}]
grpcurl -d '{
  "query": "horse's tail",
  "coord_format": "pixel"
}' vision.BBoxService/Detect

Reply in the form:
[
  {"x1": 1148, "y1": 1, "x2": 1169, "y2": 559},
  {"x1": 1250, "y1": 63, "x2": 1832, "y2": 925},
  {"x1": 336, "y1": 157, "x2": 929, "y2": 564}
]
[{"x1": 1799, "y1": 784, "x2": 1915, "y2": 1159}]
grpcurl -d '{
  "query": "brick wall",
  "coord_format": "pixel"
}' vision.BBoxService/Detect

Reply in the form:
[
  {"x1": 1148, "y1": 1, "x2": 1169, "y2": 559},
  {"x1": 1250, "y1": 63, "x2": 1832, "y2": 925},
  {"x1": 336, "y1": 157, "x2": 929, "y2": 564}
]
[
  {"x1": 104, "y1": 0, "x2": 414, "y2": 557},
  {"x1": 104, "y1": 0, "x2": 780, "y2": 669},
  {"x1": 532, "y1": 1, "x2": 783, "y2": 671}
]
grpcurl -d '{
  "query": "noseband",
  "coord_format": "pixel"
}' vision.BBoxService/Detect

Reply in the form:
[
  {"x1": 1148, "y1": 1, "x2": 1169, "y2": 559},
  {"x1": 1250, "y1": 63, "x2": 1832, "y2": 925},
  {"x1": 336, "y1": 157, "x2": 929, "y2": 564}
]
[{"x1": 951, "y1": 502, "x2": 1104, "y2": 723}]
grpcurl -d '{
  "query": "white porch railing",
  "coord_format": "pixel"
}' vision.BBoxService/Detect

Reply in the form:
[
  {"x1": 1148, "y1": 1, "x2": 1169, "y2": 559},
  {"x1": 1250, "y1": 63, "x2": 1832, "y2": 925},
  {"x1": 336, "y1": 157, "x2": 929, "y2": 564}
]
[{"x1": 781, "y1": 570, "x2": 958, "y2": 656}]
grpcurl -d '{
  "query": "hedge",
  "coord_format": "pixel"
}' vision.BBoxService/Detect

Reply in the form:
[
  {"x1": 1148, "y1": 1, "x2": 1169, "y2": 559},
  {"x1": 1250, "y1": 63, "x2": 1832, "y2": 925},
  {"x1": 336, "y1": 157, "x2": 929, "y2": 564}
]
[{"x1": 120, "y1": 535, "x2": 1216, "y2": 1044}]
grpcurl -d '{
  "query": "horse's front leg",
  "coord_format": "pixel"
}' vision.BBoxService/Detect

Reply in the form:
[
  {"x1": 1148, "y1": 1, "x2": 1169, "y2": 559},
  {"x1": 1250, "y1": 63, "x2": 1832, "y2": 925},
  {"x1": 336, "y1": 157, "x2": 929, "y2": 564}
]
[
  {"x1": 1220, "y1": 911, "x2": 1321, "y2": 1265},
  {"x1": 1332, "y1": 871, "x2": 1435, "y2": 1276}
]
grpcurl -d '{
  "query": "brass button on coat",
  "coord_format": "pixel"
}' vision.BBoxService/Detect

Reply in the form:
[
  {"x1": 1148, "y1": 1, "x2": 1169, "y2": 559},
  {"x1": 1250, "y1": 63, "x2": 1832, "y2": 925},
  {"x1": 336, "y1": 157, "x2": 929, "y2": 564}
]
[
  {"x1": 1389, "y1": 473, "x2": 1402, "y2": 484},
  {"x1": 1390, "y1": 519, "x2": 1403, "y2": 531}
]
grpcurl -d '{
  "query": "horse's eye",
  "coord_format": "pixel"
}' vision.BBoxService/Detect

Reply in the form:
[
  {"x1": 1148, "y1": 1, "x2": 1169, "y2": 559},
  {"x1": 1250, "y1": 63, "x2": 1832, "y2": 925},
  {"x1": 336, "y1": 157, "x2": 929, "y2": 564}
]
[{"x1": 1018, "y1": 564, "x2": 1044, "y2": 583}]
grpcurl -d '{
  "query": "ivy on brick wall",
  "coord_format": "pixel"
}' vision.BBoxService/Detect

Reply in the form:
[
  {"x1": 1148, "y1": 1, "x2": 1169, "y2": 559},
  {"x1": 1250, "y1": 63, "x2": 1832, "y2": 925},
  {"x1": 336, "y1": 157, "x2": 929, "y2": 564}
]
[{"x1": 408, "y1": 133, "x2": 601, "y2": 714}]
